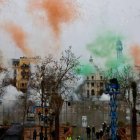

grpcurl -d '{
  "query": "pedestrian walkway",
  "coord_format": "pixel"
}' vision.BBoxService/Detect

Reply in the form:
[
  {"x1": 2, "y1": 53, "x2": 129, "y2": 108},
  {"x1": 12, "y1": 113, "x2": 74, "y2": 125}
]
[{"x1": 23, "y1": 125, "x2": 72, "y2": 140}]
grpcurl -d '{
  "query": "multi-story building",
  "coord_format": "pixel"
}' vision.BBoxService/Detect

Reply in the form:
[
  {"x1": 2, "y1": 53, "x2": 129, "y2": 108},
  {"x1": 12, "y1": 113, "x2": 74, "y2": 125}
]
[
  {"x1": 12, "y1": 56, "x2": 40, "y2": 93},
  {"x1": 82, "y1": 40, "x2": 123, "y2": 99},
  {"x1": 82, "y1": 56, "x2": 105, "y2": 99},
  {"x1": 85, "y1": 72, "x2": 105, "y2": 98}
]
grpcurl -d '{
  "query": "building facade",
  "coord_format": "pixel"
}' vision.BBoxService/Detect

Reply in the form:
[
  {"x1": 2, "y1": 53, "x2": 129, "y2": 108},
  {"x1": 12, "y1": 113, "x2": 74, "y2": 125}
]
[
  {"x1": 82, "y1": 56, "x2": 106, "y2": 99},
  {"x1": 85, "y1": 72, "x2": 105, "y2": 98},
  {"x1": 12, "y1": 56, "x2": 40, "y2": 93}
]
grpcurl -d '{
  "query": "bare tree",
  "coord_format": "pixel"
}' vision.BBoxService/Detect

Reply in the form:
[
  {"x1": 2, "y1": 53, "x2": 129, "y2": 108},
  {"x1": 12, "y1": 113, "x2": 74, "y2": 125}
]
[
  {"x1": 30, "y1": 47, "x2": 80, "y2": 140},
  {"x1": 0, "y1": 67, "x2": 11, "y2": 97}
]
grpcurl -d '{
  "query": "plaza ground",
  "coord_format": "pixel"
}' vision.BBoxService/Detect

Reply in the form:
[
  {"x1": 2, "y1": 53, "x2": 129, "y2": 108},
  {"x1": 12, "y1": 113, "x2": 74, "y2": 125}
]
[{"x1": 23, "y1": 125, "x2": 140, "y2": 140}]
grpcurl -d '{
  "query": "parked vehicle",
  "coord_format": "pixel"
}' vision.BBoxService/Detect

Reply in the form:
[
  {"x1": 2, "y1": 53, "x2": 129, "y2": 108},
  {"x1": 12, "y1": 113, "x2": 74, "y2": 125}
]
[{"x1": 0, "y1": 123, "x2": 23, "y2": 140}]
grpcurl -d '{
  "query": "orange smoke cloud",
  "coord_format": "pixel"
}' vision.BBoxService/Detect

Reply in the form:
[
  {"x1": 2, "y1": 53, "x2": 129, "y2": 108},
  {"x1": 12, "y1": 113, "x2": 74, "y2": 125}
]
[
  {"x1": 130, "y1": 45, "x2": 140, "y2": 66},
  {"x1": 29, "y1": 0, "x2": 78, "y2": 38},
  {"x1": 0, "y1": 0, "x2": 4, "y2": 4},
  {"x1": 0, "y1": 0, "x2": 8, "y2": 5},
  {"x1": 4, "y1": 23, "x2": 33, "y2": 57}
]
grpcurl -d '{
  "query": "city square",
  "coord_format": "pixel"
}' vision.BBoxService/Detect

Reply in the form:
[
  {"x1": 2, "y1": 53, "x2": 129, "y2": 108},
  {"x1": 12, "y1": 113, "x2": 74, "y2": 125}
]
[{"x1": 0, "y1": 0, "x2": 140, "y2": 140}]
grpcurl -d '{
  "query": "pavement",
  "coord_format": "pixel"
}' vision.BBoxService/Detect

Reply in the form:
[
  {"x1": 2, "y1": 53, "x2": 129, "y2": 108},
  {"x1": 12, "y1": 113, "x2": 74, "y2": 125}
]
[
  {"x1": 23, "y1": 125, "x2": 140, "y2": 140},
  {"x1": 23, "y1": 125, "x2": 70, "y2": 140},
  {"x1": 0, "y1": 123, "x2": 139, "y2": 140},
  {"x1": 125, "y1": 125, "x2": 140, "y2": 140}
]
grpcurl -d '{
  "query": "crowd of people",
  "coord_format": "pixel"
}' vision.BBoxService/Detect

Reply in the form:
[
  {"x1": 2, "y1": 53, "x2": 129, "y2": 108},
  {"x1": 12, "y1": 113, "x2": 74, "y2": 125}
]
[
  {"x1": 65, "y1": 122, "x2": 110, "y2": 140},
  {"x1": 73, "y1": 122, "x2": 122, "y2": 140},
  {"x1": 32, "y1": 127, "x2": 46, "y2": 140},
  {"x1": 32, "y1": 121, "x2": 122, "y2": 140},
  {"x1": 85, "y1": 122, "x2": 109, "y2": 140}
]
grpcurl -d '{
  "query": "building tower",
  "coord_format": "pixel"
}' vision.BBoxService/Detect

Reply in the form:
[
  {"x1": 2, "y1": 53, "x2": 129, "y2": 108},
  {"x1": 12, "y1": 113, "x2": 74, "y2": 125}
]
[
  {"x1": 83, "y1": 56, "x2": 105, "y2": 98},
  {"x1": 89, "y1": 56, "x2": 99, "y2": 71},
  {"x1": 116, "y1": 40, "x2": 123, "y2": 59}
]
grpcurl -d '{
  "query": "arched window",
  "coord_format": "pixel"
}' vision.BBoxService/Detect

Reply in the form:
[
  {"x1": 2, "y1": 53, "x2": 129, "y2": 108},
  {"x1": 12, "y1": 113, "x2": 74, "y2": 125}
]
[
  {"x1": 91, "y1": 89, "x2": 95, "y2": 95},
  {"x1": 92, "y1": 76, "x2": 94, "y2": 80},
  {"x1": 100, "y1": 82, "x2": 103, "y2": 87},
  {"x1": 91, "y1": 82, "x2": 94, "y2": 87},
  {"x1": 87, "y1": 90, "x2": 89, "y2": 98}
]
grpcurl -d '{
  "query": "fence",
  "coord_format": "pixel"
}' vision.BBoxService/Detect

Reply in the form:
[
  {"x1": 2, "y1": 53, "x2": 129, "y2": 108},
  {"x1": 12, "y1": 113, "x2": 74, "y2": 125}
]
[{"x1": 60, "y1": 100, "x2": 128, "y2": 129}]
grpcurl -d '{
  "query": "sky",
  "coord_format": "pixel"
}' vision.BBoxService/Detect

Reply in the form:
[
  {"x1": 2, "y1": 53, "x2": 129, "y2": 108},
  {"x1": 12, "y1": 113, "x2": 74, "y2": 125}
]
[{"x1": 0, "y1": 0, "x2": 140, "y2": 68}]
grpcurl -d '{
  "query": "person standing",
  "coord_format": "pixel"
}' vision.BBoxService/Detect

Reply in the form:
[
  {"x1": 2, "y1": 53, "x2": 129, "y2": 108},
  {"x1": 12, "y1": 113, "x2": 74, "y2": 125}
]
[
  {"x1": 33, "y1": 129, "x2": 37, "y2": 140},
  {"x1": 76, "y1": 136, "x2": 81, "y2": 140},
  {"x1": 66, "y1": 134, "x2": 72, "y2": 140},
  {"x1": 38, "y1": 111, "x2": 41, "y2": 124},
  {"x1": 95, "y1": 131, "x2": 100, "y2": 140},
  {"x1": 102, "y1": 122, "x2": 107, "y2": 134},
  {"x1": 86, "y1": 126, "x2": 91, "y2": 139},
  {"x1": 39, "y1": 131, "x2": 44, "y2": 140},
  {"x1": 92, "y1": 125, "x2": 95, "y2": 138},
  {"x1": 51, "y1": 130, "x2": 56, "y2": 140}
]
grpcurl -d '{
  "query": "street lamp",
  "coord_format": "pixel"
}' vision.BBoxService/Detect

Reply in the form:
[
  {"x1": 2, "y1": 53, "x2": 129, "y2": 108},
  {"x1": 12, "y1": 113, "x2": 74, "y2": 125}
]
[
  {"x1": 131, "y1": 81, "x2": 137, "y2": 140},
  {"x1": 40, "y1": 65, "x2": 49, "y2": 140},
  {"x1": 40, "y1": 78, "x2": 50, "y2": 140},
  {"x1": 105, "y1": 78, "x2": 120, "y2": 140}
]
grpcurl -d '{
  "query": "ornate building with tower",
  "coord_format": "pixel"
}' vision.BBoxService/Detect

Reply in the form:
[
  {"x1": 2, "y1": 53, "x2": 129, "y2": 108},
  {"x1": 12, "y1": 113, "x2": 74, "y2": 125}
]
[
  {"x1": 81, "y1": 56, "x2": 105, "y2": 99},
  {"x1": 82, "y1": 40, "x2": 123, "y2": 99},
  {"x1": 116, "y1": 40, "x2": 123, "y2": 59}
]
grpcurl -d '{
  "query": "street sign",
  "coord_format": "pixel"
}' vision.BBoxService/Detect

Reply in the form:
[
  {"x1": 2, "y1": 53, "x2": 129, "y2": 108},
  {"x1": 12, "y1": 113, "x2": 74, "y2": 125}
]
[
  {"x1": 82, "y1": 116, "x2": 87, "y2": 127},
  {"x1": 105, "y1": 83, "x2": 120, "y2": 95}
]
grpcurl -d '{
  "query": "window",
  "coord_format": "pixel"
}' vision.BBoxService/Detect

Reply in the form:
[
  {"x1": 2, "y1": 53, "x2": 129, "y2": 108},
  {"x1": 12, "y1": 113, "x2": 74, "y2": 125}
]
[
  {"x1": 87, "y1": 82, "x2": 89, "y2": 87},
  {"x1": 87, "y1": 90, "x2": 89, "y2": 98},
  {"x1": 87, "y1": 76, "x2": 89, "y2": 80},
  {"x1": 91, "y1": 89, "x2": 95, "y2": 95},
  {"x1": 22, "y1": 76, "x2": 25, "y2": 79},
  {"x1": 100, "y1": 82, "x2": 103, "y2": 87},
  {"x1": 92, "y1": 76, "x2": 94, "y2": 80},
  {"x1": 100, "y1": 76, "x2": 103, "y2": 80},
  {"x1": 24, "y1": 83, "x2": 27, "y2": 87},
  {"x1": 91, "y1": 82, "x2": 94, "y2": 87}
]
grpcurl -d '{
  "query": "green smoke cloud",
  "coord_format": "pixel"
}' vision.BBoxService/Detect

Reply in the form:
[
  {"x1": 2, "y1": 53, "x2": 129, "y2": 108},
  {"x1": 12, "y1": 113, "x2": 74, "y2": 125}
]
[
  {"x1": 86, "y1": 31, "x2": 124, "y2": 58},
  {"x1": 74, "y1": 62, "x2": 96, "y2": 76},
  {"x1": 105, "y1": 56, "x2": 131, "y2": 70}
]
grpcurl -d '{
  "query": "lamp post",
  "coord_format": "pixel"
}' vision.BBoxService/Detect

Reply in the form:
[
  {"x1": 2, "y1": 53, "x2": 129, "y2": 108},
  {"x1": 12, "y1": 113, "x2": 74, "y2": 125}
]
[
  {"x1": 105, "y1": 78, "x2": 120, "y2": 140},
  {"x1": 40, "y1": 65, "x2": 48, "y2": 140},
  {"x1": 41, "y1": 78, "x2": 49, "y2": 140},
  {"x1": 131, "y1": 81, "x2": 137, "y2": 140}
]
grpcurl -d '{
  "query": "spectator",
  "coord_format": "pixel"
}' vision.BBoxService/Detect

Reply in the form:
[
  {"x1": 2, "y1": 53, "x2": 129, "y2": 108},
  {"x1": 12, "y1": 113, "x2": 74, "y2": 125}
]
[
  {"x1": 86, "y1": 126, "x2": 91, "y2": 139},
  {"x1": 106, "y1": 125, "x2": 110, "y2": 134},
  {"x1": 92, "y1": 125, "x2": 95, "y2": 134},
  {"x1": 96, "y1": 131, "x2": 100, "y2": 140},
  {"x1": 51, "y1": 130, "x2": 56, "y2": 140},
  {"x1": 39, "y1": 131, "x2": 44, "y2": 140},
  {"x1": 33, "y1": 129, "x2": 37, "y2": 140},
  {"x1": 102, "y1": 122, "x2": 107, "y2": 133},
  {"x1": 91, "y1": 125, "x2": 95, "y2": 139},
  {"x1": 66, "y1": 134, "x2": 72, "y2": 140},
  {"x1": 64, "y1": 127, "x2": 69, "y2": 134},
  {"x1": 117, "y1": 134, "x2": 121, "y2": 140},
  {"x1": 99, "y1": 129, "x2": 103, "y2": 138},
  {"x1": 76, "y1": 136, "x2": 83, "y2": 140},
  {"x1": 65, "y1": 127, "x2": 72, "y2": 138},
  {"x1": 38, "y1": 111, "x2": 41, "y2": 124}
]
